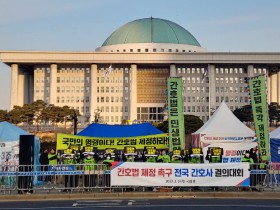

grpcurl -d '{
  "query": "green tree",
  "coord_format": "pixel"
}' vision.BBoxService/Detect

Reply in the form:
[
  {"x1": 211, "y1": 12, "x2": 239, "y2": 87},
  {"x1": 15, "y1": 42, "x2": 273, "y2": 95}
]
[
  {"x1": 269, "y1": 102, "x2": 280, "y2": 127},
  {"x1": 7, "y1": 106, "x2": 23, "y2": 125},
  {"x1": 184, "y1": 115, "x2": 204, "y2": 134},
  {"x1": 233, "y1": 105, "x2": 253, "y2": 123},
  {"x1": 155, "y1": 115, "x2": 204, "y2": 134},
  {"x1": 0, "y1": 110, "x2": 8, "y2": 122}
]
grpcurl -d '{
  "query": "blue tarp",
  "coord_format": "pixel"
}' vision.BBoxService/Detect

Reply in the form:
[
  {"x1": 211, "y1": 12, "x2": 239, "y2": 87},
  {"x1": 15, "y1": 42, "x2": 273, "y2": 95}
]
[
  {"x1": 271, "y1": 138, "x2": 280, "y2": 163},
  {"x1": 78, "y1": 123, "x2": 163, "y2": 137}
]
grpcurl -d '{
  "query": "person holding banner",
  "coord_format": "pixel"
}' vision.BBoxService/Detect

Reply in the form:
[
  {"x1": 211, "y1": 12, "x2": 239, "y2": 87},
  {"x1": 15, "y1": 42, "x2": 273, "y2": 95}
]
[
  {"x1": 103, "y1": 152, "x2": 114, "y2": 192},
  {"x1": 171, "y1": 150, "x2": 183, "y2": 163},
  {"x1": 62, "y1": 150, "x2": 78, "y2": 192},
  {"x1": 143, "y1": 146, "x2": 157, "y2": 163},
  {"x1": 83, "y1": 151, "x2": 98, "y2": 191},
  {"x1": 242, "y1": 150, "x2": 258, "y2": 191},
  {"x1": 157, "y1": 149, "x2": 170, "y2": 163},
  {"x1": 189, "y1": 148, "x2": 204, "y2": 164}
]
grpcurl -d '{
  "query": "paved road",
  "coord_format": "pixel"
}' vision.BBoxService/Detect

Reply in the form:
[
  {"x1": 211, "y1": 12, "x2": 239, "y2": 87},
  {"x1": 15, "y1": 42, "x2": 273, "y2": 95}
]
[{"x1": 0, "y1": 198, "x2": 280, "y2": 210}]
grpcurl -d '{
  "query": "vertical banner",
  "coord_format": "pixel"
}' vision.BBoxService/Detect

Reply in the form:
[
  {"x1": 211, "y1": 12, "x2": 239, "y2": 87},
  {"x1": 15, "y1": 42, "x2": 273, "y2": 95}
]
[
  {"x1": 248, "y1": 75, "x2": 270, "y2": 161},
  {"x1": 167, "y1": 77, "x2": 185, "y2": 151}
]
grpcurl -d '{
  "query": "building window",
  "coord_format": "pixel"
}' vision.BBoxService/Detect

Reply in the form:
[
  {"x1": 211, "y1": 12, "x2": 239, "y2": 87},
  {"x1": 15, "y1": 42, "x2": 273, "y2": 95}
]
[
  {"x1": 57, "y1": 87, "x2": 60, "y2": 93},
  {"x1": 137, "y1": 49, "x2": 141, "y2": 52},
  {"x1": 57, "y1": 77, "x2": 60, "y2": 83},
  {"x1": 153, "y1": 48, "x2": 156, "y2": 52},
  {"x1": 106, "y1": 97, "x2": 109, "y2": 102}
]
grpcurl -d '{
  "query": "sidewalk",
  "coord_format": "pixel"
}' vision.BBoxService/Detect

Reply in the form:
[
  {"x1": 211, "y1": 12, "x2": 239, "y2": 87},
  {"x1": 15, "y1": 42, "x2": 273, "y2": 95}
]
[{"x1": 1, "y1": 191, "x2": 280, "y2": 202}]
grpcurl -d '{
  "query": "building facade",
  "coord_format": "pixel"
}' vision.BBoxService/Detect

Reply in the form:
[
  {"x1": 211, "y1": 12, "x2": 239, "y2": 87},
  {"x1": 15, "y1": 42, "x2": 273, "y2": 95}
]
[{"x1": 1, "y1": 18, "x2": 280, "y2": 124}]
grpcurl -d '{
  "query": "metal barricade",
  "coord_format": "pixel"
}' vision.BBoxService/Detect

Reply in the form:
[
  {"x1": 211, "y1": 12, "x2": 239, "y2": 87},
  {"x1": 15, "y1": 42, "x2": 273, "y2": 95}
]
[{"x1": 1, "y1": 163, "x2": 280, "y2": 194}]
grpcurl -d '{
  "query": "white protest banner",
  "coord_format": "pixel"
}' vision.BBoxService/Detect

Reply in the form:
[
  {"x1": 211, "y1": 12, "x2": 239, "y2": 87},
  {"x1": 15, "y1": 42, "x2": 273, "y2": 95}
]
[
  {"x1": 201, "y1": 140, "x2": 257, "y2": 163},
  {"x1": 111, "y1": 162, "x2": 250, "y2": 187},
  {"x1": 0, "y1": 142, "x2": 19, "y2": 165}
]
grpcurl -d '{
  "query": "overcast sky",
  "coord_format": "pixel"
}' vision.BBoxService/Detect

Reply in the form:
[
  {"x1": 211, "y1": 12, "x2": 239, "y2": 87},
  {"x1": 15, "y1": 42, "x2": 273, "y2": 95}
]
[{"x1": 0, "y1": 0, "x2": 280, "y2": 110}]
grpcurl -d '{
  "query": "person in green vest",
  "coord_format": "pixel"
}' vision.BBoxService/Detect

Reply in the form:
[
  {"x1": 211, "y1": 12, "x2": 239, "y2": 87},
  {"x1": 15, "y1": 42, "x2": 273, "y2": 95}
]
[
  {"x1": 62, "y1": 152, "x2": 78, "y2": 192},
  {"x1": 205, "y1": 149, "x2": 223, "y2": 164},
  {"x1": 48, "y1": 149, "x2": 58, "y2": 166},
  {"x1": 242, "y1": 151, "x2": 254, "y2": 164},
  {"x1": 83, "y1": 152, "x2": 97, "y2": 191},
  {"x1": 47, "y1": 149, "x2": 58, "y2": 183},
  {"x1": 242, "y1": 150, "x2": 258, "y2": 191},
  {"x1": 157, "y1": 149, "x2": 171, "y2": 163},
  {"x1": 171, "y1": 150, "x2": 183, "y2": 163},
  {"x1": 103, "y1": 153, "x2": 114, "y2": 190}
]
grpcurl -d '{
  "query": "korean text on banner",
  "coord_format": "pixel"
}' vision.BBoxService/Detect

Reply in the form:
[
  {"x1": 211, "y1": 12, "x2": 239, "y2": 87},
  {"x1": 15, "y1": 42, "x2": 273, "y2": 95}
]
[
  {"x1": 56, "y1": 133, "x2": 169, "y2": 150},
  {"x1": 167, "y1": 77, "x2": 185, "y2": 151},
  {"x1": 248, "y1": 75, "x2": 270, "y2": 161},
  {"x1": 111, "y1": 162, "x2": 250, "y2": 187}
]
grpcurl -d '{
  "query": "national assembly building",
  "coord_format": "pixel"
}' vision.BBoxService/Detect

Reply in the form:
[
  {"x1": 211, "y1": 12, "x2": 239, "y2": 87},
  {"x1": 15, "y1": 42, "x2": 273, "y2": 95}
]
[{"x1": 0, "y1": 18, "x2": 280, "y2": 124}]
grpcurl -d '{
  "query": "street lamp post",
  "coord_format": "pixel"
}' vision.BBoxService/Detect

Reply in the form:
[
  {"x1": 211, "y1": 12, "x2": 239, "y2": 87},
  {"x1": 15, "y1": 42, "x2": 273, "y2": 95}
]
[
  {"x1": 73, "y1": 109, "x2": 78, "y2": 135},
  {"x1": 94, "y1": 109, "x2": 102, "y2": 123}
]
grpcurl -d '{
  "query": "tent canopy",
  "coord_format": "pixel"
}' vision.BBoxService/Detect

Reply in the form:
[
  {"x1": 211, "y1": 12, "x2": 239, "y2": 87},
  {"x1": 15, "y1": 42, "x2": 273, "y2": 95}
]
[
  {"x1": 78, "y1": 123, "x2": 164, "y2": 137},
  {"x1": 193, "y1": 101, "x2": 255, "y2": 138},
  {"x1": 0, "y1": 121, "x2": 30, "y2": 142},
  {"x1": 270, "y1": 127, "x2": 280, "y2": 139},
  {"x1": 270, "y1": 127, "x2": 280, "y2": 162}
]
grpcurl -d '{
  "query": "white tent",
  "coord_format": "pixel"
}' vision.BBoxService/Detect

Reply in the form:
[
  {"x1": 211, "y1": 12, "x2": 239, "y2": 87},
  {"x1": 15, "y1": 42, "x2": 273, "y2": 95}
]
[{"x1": 192, "y1": 101, "x2": 257, "y2": 162}]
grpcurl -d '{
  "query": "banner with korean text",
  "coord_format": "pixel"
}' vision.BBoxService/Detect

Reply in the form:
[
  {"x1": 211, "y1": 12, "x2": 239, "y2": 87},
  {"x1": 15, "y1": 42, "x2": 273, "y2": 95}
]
[
  {"x1": 248, "y1": 75, "x2": 270, "y2": 161},
  {"x1": 56, "y1": 133, "x2": 169, "y2": 150},
  {"x1": 111, "y1": 162, "x2": 250, "y2": 187},
  {"x1": 167, "y1": 77, "x2": 185, "y2": 151},
  {"x1": 0, "y1": 142, "x2": 19, "y2": 165}
]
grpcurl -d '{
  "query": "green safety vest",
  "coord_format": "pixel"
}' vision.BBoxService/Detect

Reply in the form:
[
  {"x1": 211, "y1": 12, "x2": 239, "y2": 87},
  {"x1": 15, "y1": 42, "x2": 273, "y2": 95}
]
[
  {"x1": 48, "y1": 154, "x2": 57, "y2": 165},
  {"x1": 210, "y1": 156, "x2": 221, "y2": 163},
  {"x1": 63, "y1": 158, "x2": 77, "y2": 170},
  {"x1": 146, "y1": 156, "x2": 156, "y2": 163},
  {"x1": 103, "y1": 159, "x2": 113, "y2": 170},
  {"x1": 242, "y1": 157, "x2": 254, "y2": 164},
  {"x1": 171, "y1": 158, "x2": 182, "y2": 163},
  {"x1": 83, "y1": 158, "x2": 96, "y2": 171},
  {"x1": 157, "y1": 155, "x2": 171, "y2": 163},
  {"x1": 126, "y1": 157, "x2": 135, "y2": 162},
  {"x1": 190, "y1": 157, "x2": 202, "y2": 164}
]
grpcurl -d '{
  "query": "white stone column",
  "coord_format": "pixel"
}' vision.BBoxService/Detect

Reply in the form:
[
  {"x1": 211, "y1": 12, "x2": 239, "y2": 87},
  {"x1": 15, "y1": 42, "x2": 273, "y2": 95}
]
[
  {"x1": 209, "y1": 64, "x2": 216, "y2": 117},
  {"x1": 277, "y1": 70, "x2": 280, "y2": 105},
  {"x1": 267, "y1": 70, "x2": 271, "y2": 104},
  {"x1": 17, "y1": 69, "x2": 25, "y2": 107},
  {"x1": 130, "y1": 64, "x2": 137, "y2": 121},
  {"x1": 170, "y1": 64, "x2": 176, "y2": 77},
  {"x1": 10, "y1": 64, "x2": 19, "y2": 109},
  {"x1": 90, "y1": 64, "x2": 98, "y2": 123},
  {"x1": 247, "y1": 65, "x2": 254, "y2": 77},
  {"x1": 49, "y1": 64, "x2": 57, "y2": 104},
  {"x1": 270, "y1": 73, "x2": 277, "y2": 103}
]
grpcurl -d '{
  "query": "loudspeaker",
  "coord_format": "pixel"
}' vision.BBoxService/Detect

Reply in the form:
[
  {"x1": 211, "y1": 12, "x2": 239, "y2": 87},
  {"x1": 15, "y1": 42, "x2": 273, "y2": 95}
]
[
  {"x1": 18, "y1": 135, "x2": 34, "y2": 194},
  {"x1": 19, "y1": 135, "x2": 34, "y2": 165}
]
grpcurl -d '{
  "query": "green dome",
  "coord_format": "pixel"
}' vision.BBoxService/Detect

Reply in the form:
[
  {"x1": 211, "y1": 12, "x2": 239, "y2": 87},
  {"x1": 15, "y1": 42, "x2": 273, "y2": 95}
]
[{"x1": 102, "y1": 18, "x2": 201, "y2": 47}]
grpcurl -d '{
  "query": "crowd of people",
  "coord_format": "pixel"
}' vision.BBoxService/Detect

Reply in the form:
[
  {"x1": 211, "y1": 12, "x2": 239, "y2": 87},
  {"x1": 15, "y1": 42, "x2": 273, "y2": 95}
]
[{"x1": 38, "y1": 146, "x2": 265, "y2": 192}]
